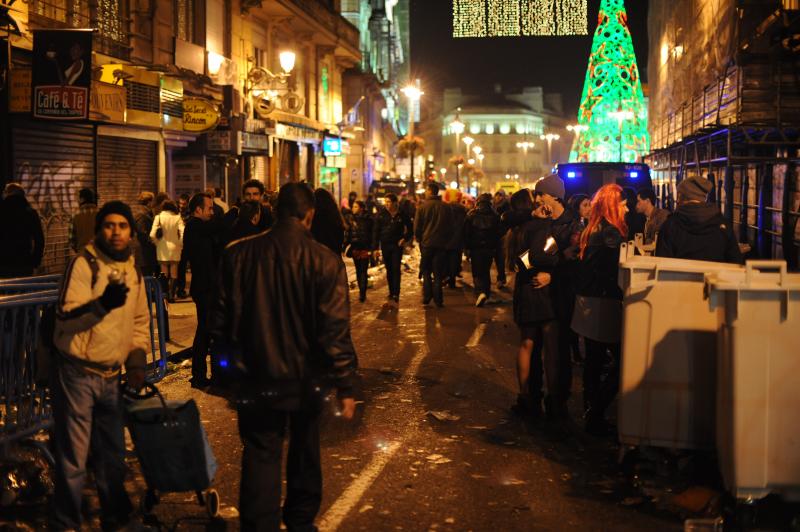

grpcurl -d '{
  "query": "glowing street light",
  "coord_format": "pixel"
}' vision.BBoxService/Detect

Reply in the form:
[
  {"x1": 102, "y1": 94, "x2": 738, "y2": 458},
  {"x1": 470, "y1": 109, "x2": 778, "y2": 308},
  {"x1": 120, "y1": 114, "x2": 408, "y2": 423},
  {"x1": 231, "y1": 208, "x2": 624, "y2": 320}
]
[
  {"x1": 477, "y1": 153, "x2": 485, "y2": 167},
  {"x1": 279, "y1": 51, "x2": 297, "y2": 74},
  {"x1": 450, "y1": 108, "x2": 465, "y2": 156},
  {"x1": 539, "y1": 133, "x2": 560, "y2": 167},
  {"x1": 567, "y1": 124, "x2": 588, "y2": 134},
  {"x1": 472, "y1": 146, "x2": 482, "y2": 156},
  {"x1": 462, "y1": 136, "x2": 474, "y2": 150},
  {"x1": 516, "y1": 141, "x2": 535, "y2": 174},
  {"x1": 609, "y1": 108, "x2": 634, "y2": 161}
]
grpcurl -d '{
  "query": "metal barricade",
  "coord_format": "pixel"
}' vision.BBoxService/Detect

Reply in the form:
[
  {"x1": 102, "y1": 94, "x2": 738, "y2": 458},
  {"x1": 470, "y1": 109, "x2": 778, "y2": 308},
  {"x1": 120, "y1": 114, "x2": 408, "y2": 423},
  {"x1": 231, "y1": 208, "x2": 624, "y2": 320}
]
[
  {"x1": 0, "y1": 275, "x2": 171, "y2": 448},
  {"x1": 0, "y1": 290, "x2": 58, "y2": 445}
]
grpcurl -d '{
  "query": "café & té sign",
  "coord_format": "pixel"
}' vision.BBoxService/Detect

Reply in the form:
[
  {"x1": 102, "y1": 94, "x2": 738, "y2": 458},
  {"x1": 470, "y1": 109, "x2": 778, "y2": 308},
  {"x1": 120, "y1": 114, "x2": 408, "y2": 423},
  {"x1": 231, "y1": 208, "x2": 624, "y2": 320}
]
[
  {"x1": 32, "y1": 29, "x2": 92, "y2": 120},
  {"x1": 183, "y1": 97, "x2": 220, "y2": 132}
]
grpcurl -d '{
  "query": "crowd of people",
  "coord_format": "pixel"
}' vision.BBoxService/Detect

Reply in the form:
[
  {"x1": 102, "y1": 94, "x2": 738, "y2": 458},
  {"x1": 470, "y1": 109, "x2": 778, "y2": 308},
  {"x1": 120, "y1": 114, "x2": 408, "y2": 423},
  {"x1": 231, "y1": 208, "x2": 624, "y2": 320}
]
[{"x1": 0, "y1": 171, "x2": 745, "y2": 531}]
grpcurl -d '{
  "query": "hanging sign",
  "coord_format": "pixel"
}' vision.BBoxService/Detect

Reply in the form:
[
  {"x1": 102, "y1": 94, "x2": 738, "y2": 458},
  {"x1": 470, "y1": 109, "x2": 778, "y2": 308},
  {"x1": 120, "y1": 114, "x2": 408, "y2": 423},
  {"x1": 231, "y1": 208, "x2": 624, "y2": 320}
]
[
  {"x1": 89, "y1": 81, "x2": 125, "y2": 123},
  {"x1": 183, "y1": 97, "x2": 220, "y2": 132},
  {"x1": 32, "y1": 29, "x2": 93, "y2": 119}
]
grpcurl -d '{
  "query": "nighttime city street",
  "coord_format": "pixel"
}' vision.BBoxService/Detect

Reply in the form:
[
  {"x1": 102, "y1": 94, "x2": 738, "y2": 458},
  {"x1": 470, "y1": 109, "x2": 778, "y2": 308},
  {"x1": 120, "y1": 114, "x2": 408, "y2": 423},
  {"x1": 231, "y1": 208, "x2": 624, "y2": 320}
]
[{"x1": 2, "y1": 0, "x2": 800, "y2": 531}]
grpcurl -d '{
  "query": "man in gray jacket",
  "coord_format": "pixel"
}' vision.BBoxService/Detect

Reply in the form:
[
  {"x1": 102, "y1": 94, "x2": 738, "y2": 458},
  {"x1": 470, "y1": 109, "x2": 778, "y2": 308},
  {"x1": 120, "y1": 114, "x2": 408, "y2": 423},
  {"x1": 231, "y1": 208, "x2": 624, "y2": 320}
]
[
  {"x1": 414, "y1": 183, "x2": 453, "y2": 307},
  {"x1": 51, "y1": 201, "x2": 149, "y2": 531}
]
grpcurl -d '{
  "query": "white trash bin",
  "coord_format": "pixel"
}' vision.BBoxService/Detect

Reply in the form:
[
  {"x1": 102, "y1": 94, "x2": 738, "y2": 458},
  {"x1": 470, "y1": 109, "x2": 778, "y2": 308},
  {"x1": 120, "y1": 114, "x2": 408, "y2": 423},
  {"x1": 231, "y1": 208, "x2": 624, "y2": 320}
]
[
  {"x1": 705, "y1": 261, "x2": 800, "y2": 501},
  {"x1": 617, "y1": 242, "x2": 744, "y2": 450}
]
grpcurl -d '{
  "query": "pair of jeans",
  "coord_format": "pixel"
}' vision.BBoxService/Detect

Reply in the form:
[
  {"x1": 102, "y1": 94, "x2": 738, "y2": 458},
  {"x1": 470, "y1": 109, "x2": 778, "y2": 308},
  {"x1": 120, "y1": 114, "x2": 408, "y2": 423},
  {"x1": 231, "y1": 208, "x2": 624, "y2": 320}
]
[
  {"x1": 51, "y1": 359, "x2": 132, "y2": 531},
  {"x1": 238, "y1": 402, "x2": 322, "y2": 532},
  {"x1": 583, "y1": 339, "x2": 621, "y2": 419},
  {"x1": 420, "y1": 246, "x2": 446, "y2": 305},
  {"x1": 192, "y1": 292, "x2": 210, "y2": 382},
  {"x1": 446, "y1": 249, "x2": 462, "y2": 287},
  {"x1": 381, "y1": 245, "x2": 403, "y2": 298},
  {"x1": 353, "y1": 258, "x2": 370, "y2": 299},
  {"x1": 470, "y1": 249, "x2": 493, "y2": 297}
]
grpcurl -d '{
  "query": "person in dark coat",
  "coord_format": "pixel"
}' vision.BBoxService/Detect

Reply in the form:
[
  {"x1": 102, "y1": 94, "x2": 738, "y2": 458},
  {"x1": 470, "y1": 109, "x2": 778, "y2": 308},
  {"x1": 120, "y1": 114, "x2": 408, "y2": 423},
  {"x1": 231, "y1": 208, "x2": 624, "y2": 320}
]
[
  {"x1": 493, "y1": 190, "x2": 511, "y2": 288},
  {"x1": 623, "y1": 186, "x2": 646, "y2": 240},
  {"x1": 414, "y1": 183, "x2": 453, "y2": 307},
  {"x1": 131, "y1": 192, "x2": 158, "y2": 277},
  {"x1": 229, "y1": 200, "x2": 264, "y2": 242},
  {"x1": 0, "y1": 183, "x2": 44, "y2": 278},
  {"x1": 506, "y1": 189, "x2": 560, "y2": 420},
  {"x1": 311, "y1": 188, "x2": 346, "y2": 256},
  {"x1": 345, "y1": 201, "x2": 374, "y2": 303},
  {"x1": 464, "y1": 193, "x2": 502, "y2": 306},
  {"x1": 224, "y1": 179, "x2": 274, "y2": 238},
  {"x1": 443, "y1": 189, "x2": 468, "y2": 288},
  {"x1": 372, "y1": 193, "x2": 413, "y2": 303},
  {"x1": 209, "y1": 183, "x2": 357, "y2": 532},
  {"x1": 572, "y1": 184, "x2": 628, "y2": 436},
  {"x1": 656, "y1": 176, "x2": 743, "y2": 264},
  {"x1": 182, "y1": 192, "x2": 218, "y2": 388}
]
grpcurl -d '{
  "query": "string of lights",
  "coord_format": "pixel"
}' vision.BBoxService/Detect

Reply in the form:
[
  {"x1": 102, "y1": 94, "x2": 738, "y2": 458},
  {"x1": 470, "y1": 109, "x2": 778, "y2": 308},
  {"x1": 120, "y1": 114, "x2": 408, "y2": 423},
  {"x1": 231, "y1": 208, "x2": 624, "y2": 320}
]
[{"x1": 454, "y1": 0, "x2": 587, "y2": 38}]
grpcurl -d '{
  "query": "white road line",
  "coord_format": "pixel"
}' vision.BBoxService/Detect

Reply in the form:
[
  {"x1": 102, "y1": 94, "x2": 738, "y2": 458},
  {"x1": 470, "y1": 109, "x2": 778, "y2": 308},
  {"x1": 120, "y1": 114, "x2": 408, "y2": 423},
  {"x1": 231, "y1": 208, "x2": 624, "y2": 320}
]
[
  {"x1": 466, "y1": 322, "x2": 487, "y2": 348},
  {"x1": 318, "y1": 325, "x2": 429, "y2": 531},
  {"x1": 317, "y1": 441, "x2": 402, "y2": 531}
]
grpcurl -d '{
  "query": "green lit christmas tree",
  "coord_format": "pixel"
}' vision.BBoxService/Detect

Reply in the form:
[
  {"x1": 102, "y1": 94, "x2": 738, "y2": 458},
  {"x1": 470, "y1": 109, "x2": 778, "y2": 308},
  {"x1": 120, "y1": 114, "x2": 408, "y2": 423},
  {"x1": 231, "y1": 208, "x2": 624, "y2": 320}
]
[{"x1": 570, "y1": 0, "x2": 649, "y2": 163}]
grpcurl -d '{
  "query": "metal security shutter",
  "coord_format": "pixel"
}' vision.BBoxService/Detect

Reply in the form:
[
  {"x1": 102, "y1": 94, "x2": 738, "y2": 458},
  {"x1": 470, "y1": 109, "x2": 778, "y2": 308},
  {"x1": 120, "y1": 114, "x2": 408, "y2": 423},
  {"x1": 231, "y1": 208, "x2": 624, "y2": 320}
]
[
  {"x1": 96, "y1": 136, "x2": 158, "y2": 209},
  {"x1": 11, "y1": 118, "x2": 95, "y2": 274}
]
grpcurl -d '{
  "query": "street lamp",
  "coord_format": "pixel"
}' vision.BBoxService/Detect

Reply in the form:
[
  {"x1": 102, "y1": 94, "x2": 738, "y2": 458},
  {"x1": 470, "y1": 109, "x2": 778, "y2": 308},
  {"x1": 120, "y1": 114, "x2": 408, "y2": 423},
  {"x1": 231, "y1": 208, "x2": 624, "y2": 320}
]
[
  {"x1": 476, "y1": 153, "x2": 485, "y2": 167},
  {"x1": 472, "y1": 146, "x2": 482, "y2": 157},
  {"x1": 401, "y1": 81, "x2": 424, "y2": 191},
  {"x1": 609, "y1": 108, "x2": 634, "y2": 162},
  {"x1": 566, "y1": 124, "x2": 588, "y2": 159},
  {"x1": 450, "y1": 109, "x2": 465, "y2": 156},
  {"x1": 462, "y1": 136, "x2": 474, "y2": 151},
  {"x1": 516, "y1": 140, "x2": 535, "y2": 174},
  {"x1": 539, "y1": 133, "x2": 560, "y2": 169}
]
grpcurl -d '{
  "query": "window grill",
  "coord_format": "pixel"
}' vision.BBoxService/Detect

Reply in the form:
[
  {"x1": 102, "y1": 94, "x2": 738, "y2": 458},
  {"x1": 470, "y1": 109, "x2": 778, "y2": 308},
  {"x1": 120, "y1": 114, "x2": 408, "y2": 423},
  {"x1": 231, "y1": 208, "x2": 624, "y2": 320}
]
[
  {"x1": 30, "y1": 0, "x2": 90, "y2": 26},
  {"x1": 126, "y1": 82, "x2": 160, "y2": 114},
  {"x1": 174, "y1": 0, "x2": 195, "y2": 43},
  {"x1": 161, "y1": 88, "x2": 183, "y2": 118}
]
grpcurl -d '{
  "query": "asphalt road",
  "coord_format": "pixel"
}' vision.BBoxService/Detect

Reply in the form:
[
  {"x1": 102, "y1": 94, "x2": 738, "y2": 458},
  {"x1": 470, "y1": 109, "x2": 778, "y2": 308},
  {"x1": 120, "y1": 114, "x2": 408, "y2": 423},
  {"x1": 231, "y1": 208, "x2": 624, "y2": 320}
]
[{"x1": 131, "y1": 257, "x2": 683, "y2": 532}]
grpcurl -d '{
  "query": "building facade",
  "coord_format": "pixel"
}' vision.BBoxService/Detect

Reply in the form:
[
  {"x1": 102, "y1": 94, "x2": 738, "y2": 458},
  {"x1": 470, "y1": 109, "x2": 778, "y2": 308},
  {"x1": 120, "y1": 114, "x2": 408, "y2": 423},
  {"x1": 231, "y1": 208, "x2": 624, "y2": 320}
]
[{"x1": 1, "y1": 0, "x2": 361, "y2": 273}]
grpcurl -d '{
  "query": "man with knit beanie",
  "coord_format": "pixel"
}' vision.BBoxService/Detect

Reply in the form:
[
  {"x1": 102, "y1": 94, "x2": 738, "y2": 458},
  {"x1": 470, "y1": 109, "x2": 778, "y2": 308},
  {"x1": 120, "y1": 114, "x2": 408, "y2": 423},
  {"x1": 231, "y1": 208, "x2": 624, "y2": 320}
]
[
  {"x1": 656, "y1": 176, "x2": 743, "y2": 263},
  {"x1": 51, "y1": 200, "x2": 150, "y2": 531}
]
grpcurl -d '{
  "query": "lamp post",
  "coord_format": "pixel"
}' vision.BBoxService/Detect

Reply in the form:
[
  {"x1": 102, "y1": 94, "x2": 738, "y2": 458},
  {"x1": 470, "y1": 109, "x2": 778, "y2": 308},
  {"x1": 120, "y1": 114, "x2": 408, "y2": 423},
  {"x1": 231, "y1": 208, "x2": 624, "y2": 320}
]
[
  {"x1": 401, "y1": 82, "x2": 424, "y2": 191},
  {"x1": 516, "y1": 141, "x2": 534, "y2": 175},
  {"x1": 539, "y1": 133, "x2": 560, "y2": 171},
  {"x1": 476, "y1": 153, "x2": 484, "y2": 167},
  {"x1": 462, "y1": 136, "x2": 475, "y2": 190},
  {"x1": 566, "y1": 124, "x2": 588, "y2": 158},
  {"x1": 609, "y1": 108, "x2": 634, "y2": 162},
  {"x1": 450, "y1": 109, "x2": 465, "y2": 156}
]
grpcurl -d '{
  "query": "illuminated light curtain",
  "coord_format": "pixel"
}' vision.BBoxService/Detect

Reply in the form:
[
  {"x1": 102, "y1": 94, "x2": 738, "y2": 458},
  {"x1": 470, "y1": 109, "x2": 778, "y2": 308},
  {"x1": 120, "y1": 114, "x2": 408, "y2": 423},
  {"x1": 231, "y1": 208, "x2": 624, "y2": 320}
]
[
  {"x1": 455, "y1": 0, "x2": 587, "y2": 37},
  {"x1": 571, "y1": 0, "x2": 649, "y2": 163},
  {"x1": 453, "y1": 0, "x2": 487, "y2": 38}
]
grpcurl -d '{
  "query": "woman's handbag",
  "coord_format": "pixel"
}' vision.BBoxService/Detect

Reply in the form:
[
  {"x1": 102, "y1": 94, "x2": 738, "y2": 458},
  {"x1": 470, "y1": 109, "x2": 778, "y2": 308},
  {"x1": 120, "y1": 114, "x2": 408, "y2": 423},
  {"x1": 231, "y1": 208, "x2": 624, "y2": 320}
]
[
  {"x1": 571, "y1": 294, "x2": 622, "y2": 344},
  {"x1": 154, "y1": 215, "x2": 163, "y2": 240}
]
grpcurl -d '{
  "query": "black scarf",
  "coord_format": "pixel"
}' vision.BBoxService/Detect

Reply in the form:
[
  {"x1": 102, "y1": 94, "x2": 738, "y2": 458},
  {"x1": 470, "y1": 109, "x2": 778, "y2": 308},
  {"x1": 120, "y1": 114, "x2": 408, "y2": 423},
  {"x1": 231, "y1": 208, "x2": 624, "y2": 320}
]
[{"x1": 95, "y1": 237, "x2": 132, "y2": 262}]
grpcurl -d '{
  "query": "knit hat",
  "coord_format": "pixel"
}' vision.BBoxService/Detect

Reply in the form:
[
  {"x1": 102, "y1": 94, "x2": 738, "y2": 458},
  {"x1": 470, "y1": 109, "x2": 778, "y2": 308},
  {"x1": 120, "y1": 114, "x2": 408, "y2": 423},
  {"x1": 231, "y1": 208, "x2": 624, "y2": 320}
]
[
  {"x1": 95, "y1": 200, "x2": 137, "y2": 235},
  {"x1": 534, "y1": 173, "x2": 565, "y2": 200},
  {"x1": 677, "y1": 176, "x2": 712, "y2": 203},
  {"x1": 477, "y1": 193, "x2": 493, "y2": 205}
]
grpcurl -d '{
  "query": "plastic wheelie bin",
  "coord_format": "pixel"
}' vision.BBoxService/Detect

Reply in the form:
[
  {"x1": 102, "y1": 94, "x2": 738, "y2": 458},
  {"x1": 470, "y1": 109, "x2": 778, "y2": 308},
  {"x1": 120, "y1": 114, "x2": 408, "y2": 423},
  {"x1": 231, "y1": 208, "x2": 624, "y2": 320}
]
[
  {"x1": 705, "y1": 261, "x2": 800, "y2": 501},
  {"x1": 617, "y1": 242, "x2": 744, "y2": 450}
]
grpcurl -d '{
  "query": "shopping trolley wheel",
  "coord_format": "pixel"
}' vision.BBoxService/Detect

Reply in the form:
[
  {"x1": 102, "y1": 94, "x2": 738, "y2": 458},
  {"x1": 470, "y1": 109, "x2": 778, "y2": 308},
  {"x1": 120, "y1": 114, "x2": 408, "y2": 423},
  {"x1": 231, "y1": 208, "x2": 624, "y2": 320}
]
[
  {"x1": 140, "y1": 489, "x2": 159, "y2": 515},
  {"x1": 204, "y1": 489, "x2": 220, "y2": 518}
]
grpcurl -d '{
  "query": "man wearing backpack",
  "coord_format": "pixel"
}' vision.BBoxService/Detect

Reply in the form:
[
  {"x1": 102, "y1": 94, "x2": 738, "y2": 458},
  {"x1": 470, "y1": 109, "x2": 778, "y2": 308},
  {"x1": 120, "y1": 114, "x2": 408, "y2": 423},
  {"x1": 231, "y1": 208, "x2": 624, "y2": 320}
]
[{"x1": 50, "y1": 201, "x2": 150, "y2": 531}]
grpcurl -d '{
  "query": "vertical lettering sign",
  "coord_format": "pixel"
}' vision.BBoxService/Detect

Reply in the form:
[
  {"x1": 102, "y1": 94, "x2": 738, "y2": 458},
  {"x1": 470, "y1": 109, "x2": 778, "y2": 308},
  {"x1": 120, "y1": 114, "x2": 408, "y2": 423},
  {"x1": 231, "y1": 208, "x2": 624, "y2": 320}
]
[{"x1": 32, "y1": 29, "x2": 92, "y2": 119}]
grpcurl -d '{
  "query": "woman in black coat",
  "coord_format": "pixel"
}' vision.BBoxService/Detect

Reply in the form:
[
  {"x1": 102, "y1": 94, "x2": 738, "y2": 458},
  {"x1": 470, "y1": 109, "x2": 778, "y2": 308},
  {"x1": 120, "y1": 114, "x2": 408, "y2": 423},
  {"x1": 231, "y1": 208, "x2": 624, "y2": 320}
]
[
  {"x1": 506, "y1": 189, "x2": 560, "y2": 420},
  {"x1": 345, "y1": 200, "x2": 374, "y2": 302},
  {"x1": 311, "y1": 188, "x2": 346, "y2": 256}
]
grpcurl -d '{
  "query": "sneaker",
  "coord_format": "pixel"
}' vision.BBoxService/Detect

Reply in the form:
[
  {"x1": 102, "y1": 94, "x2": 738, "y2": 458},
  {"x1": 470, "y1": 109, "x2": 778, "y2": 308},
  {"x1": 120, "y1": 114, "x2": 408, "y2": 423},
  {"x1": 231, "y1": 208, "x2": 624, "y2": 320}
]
[{"x1": 475, "y1": 293, "x2": 488, "y2": 307}]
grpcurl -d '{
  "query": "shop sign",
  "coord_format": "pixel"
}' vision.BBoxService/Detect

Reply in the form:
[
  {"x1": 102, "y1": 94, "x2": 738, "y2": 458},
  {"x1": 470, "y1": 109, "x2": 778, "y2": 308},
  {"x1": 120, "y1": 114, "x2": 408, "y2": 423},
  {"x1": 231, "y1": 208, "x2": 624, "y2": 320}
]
[
  {"x1": 325, "y1": 156, "x2": 347, "y2": 169},
  {"x1": 183, "y1": 97, "x2": 220, "y2": 132},
  {"x1": 89, "y1": 81, "x2": 125, "y2": 123},
  {"x1": 323, "y1": 136, "x2": 342, "y2": 156},
  {"x1": 276, "y1": 122, "x2": 322, "y2": 144},
  {"x1": 9, "y1": 68, "x2": 32, "y2": 112},
  {"x1": 206, "y1": 130, "x2": 241, "y2": 154},
  {"x1": 240, "y1": 132, "x2": 268, "y2": 152},
  {"x1": 32, "y1": 29, "x2": 92, "y2": 120}
]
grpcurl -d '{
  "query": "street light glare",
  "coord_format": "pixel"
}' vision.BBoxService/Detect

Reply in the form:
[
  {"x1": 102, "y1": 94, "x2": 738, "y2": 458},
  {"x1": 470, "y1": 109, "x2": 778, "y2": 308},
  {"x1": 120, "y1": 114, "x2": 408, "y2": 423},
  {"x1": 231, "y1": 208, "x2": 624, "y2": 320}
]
[
  {"x1": 462, "y1": 136, "x2": 474, "y2": 147},
  {"x1": 279, "y1": 51, "x2": 296, "y2": 73},
  {"x1": 401, "y1": 86, "x2": 423, "y2": 100}
]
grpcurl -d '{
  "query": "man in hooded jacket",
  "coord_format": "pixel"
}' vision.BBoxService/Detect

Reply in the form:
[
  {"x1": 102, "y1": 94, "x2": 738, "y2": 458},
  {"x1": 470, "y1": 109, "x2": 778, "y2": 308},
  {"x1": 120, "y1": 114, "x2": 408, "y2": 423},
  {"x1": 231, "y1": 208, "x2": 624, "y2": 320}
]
[{"x1": 656, "y1": 176, "x2": 743, "y2": 264}]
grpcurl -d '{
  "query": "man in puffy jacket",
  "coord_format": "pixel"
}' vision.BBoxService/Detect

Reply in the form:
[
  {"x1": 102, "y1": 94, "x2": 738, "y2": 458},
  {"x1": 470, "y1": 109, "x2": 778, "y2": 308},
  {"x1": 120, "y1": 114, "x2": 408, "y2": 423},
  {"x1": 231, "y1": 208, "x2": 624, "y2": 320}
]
[
  {"x1": 51, "y1": 201, "x2": 149, "y2": 531},
  {"x1": 373, "y1": 193, "x2": 413, "y2": 303},
  {"x1": 210, "y1": 183, "x2": 357, "y2": 531},
  {"x1": 414, "y1": 183, "x2": 453, "y2": 307},
  {"x1": 656, "y1": 176, "x2": 743, "y2": 264},
  {"x1": 465, "y1": 193, "x2": 502, "y2": 306}
]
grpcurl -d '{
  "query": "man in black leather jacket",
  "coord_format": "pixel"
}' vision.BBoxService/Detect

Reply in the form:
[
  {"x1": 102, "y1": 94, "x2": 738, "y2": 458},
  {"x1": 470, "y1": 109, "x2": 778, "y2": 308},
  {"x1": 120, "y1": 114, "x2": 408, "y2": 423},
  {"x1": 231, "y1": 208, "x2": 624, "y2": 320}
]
[
  {"x1": 210, "y1": 183, "x2": 357, "y2": 531},
  {"x1": 465, "y1": 193, "x2": 502, "y2": 306},
  {"x1": 373, "y1": 193, "x2": 413, "y2": 303}
]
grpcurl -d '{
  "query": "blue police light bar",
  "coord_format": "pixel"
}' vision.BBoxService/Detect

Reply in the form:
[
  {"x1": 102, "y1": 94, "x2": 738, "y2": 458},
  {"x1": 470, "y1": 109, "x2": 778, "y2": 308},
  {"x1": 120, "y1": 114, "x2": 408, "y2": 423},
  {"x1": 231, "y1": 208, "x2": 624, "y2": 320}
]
[
  {"x1": 630, "y1": 171, "x2": 639, "y2": 178},
  {"x1": 567, "y1": 171, "x2": 577, "y2": 179}
]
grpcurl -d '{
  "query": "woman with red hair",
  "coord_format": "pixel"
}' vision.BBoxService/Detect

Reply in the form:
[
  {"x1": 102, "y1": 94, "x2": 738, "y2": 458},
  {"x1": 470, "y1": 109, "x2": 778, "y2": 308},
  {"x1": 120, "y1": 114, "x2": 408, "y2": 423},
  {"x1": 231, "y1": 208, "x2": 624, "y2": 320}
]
[{"x1": 571, "y1": 184, "x2": 628, "y2": 436}]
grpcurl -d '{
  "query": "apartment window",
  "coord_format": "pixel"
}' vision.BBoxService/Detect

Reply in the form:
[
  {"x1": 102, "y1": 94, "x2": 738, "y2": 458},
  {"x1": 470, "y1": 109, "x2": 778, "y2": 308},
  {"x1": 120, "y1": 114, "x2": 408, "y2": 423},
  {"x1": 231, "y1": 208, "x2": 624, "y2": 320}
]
[
  {"x1": 175, "y1": 0, "x2": 195, "y2": 43},
  {"x1": 30, "y1": 0, "x2": 90, "y2": 27},
  {"x1": 254, "y1": 47, "x2": 267, "y2": 69},
  {"x1": 31, "y1": 0, "x2": 128, "y2": 59}
]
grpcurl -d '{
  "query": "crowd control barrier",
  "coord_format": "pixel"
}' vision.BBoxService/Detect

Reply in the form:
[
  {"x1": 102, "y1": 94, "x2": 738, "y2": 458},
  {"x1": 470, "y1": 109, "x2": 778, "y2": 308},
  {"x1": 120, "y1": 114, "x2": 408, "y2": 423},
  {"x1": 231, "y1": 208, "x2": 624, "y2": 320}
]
[
  {"x1": 0, "y1": 290, "x2": 58, "y2": 446},
  {"x1": 705, "y1": 261, "x2": 800, "y2": 501},
  {"x1": 617, "y1": 242, "x2": 745, "y2": 450},
  {"x1": 0, "y1": 275, "x2": 169, "y2": 448}
]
